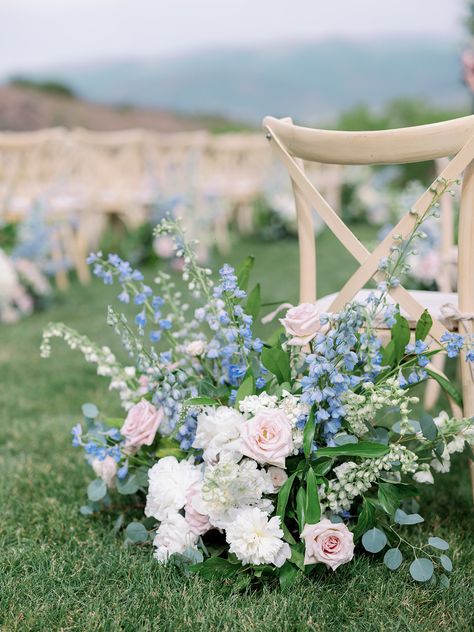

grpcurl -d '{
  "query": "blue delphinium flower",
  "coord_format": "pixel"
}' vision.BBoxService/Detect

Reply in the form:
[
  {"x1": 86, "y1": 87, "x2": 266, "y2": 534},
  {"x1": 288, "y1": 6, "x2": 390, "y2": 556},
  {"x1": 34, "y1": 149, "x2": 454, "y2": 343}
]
[{"x1": 441, "y1": 332, "x2": 464, "y2": 358}]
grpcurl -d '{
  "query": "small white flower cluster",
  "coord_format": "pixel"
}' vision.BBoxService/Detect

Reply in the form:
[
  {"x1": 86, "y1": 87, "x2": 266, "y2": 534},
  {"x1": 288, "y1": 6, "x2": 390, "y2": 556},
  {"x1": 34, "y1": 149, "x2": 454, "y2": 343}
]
[
  {"x1": 319, "y1": 445, "x2": 419, "y2": 513},
  {"x1": 342, "y1": 377, "x2": 419, "y2": 437},
  {"x1": 40, "y1": 323, "x2": 144, "y2": 409},
  {"x1": 429, "y1": 411, "x2": 474, "y2": 474}
]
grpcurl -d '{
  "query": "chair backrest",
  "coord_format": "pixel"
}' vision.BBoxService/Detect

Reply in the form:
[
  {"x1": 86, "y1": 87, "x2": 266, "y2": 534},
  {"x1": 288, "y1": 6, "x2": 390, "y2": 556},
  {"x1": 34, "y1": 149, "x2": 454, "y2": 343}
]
[{"x1": 263, "y1": 115, "x2": 474, "y2": 344}]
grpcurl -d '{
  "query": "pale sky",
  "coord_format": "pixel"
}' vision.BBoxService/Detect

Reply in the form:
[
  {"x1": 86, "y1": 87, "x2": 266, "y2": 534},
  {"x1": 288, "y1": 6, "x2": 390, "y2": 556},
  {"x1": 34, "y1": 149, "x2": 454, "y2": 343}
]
[{"x1": 0, "y1": 0, "x2": 467, "y2": 77}]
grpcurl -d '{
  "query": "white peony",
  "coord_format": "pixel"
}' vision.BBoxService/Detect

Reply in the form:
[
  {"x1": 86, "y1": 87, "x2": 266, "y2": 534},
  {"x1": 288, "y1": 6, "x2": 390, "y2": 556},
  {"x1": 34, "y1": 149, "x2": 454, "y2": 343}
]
[
  {"x1": 225, "y1": 507, "x2": 291, "y2": 567},
  {"x1": 196, "y1": 457, "x2": 274, "y2": 529},
  {"x1": 145, "y1": 456, "x2": 202, "y2": 521},
  {"x1": 192, "y1": 406, "x2": 243, "y2": 463},
  {"x1": 153, "y1": 513, "x2": 199, "y2": 563}
]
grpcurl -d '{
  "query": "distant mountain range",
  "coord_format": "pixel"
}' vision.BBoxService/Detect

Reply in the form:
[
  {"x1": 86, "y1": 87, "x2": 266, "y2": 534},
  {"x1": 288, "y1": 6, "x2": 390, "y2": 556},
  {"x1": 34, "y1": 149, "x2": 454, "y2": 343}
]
[{"x1": 18, "y1": 37, "x2": 470, "y2": 124}]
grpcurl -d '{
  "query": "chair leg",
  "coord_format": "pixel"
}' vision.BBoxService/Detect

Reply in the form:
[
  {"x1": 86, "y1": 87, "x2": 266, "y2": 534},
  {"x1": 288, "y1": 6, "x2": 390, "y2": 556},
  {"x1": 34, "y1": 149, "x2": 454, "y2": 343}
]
[{"x1": 424, "y1": 353, "x2": 444, "y2": 410}]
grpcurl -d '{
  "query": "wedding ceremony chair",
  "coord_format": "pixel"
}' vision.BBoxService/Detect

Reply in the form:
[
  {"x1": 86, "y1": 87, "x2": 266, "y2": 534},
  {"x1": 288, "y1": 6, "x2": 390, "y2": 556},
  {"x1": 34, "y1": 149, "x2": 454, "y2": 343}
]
[{"x1": 263, "y1": 115, "x2": 474, "y2": 497}]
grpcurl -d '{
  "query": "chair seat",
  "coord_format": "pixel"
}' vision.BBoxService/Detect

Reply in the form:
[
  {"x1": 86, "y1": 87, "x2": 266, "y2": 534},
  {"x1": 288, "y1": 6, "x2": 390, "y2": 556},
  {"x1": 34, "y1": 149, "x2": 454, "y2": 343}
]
[{"x1": 315, "y1": 289, "x2": 459, "y2": 331}]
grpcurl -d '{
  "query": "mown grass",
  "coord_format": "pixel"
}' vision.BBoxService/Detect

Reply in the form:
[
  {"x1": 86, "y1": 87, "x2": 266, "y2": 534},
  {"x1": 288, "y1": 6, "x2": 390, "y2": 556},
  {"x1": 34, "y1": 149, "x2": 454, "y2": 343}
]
[{"x1": 0, "y1": 229, "x2": 473, "y2": 631}]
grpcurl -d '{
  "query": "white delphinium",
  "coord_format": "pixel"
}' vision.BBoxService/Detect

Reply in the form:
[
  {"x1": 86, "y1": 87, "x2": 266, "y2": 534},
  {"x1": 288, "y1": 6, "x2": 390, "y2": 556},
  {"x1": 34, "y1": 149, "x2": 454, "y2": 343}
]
[
  {"x1": 429, "y1": 411, "x2": 474, "y2": 473},
  {"x1": 225, "y1": 507, "x2": 291, "y2": 567},
  {"x1": 413, "y1": 464, "x2": 435, "y2": 484},
  {"x1": 196, "y1": 457, "x2": 274, "y2": 529},
  {"x1": 145, "y1": 456, "x2": 202, "y2": 521},
  {"x1": 320, "y1": 445, "x2": 418, "y2": 513},
  {"x1": 153, "y1": 513, "x2": 199, "y2": 563},
  {"x1": 192, "y1": 406, "x2": 244, "y2": 463},
  {"x1": 342, "y1": 378, "x2": 419, "y2": 437}
]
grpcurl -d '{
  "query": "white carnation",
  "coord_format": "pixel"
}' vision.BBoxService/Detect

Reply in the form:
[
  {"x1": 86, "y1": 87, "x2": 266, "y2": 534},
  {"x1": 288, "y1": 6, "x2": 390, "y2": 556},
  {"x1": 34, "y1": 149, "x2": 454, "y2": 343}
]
[
  {"x1": 145, "y1": 456, "x2": 202, "y2": 521},
  {"x1": 192, "y1": 406, "x2": 243, "y2": 462},
  {"x1": 153, "y1": 513, "x2": 199, "y2": 563},
  {"x1": 196, "y1": 458, "x2": 274, "y2": 529},
  {"x1": 225, "y1": 507, "x2": 291, "y2": 567}
]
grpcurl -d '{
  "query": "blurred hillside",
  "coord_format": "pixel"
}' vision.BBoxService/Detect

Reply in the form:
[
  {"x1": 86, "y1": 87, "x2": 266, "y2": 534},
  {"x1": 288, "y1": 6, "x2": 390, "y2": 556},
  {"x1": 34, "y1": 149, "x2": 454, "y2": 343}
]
[
  {"x1": 25, "y1": 37, "x2": 470, "y2": 124},
  {"x1": 0, "y1": 83, "x2": 207, "y2": 132}
]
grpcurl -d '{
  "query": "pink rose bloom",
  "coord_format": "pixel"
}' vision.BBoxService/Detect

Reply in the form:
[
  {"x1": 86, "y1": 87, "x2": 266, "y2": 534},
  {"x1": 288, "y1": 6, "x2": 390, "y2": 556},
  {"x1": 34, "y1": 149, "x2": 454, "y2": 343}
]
[
  {"x1": 268, "y1": 466, "x2": 289, "y2": 490},
  {"x1": 240, "y1": 409, "x2": 293, "y2": 468},
  {"x1": 185, "y1": 487, "x2": 213, "y2": 536},
  {"x1": 92, "y1": 455, "x2": 117, "y2": 488},
  {"x1": 280, "y1": 303, "x2": 325, "y2": 346},
  {"x1": 301, "y1": 519, "x2": 354, "y2": 571},
  {"x1": 120, "y1": 399, "x2": 163, "y2": 448}
]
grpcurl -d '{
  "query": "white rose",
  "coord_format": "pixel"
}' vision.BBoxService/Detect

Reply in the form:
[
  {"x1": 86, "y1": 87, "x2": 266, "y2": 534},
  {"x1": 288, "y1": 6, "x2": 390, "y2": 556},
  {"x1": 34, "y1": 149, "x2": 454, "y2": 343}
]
[
  {"x1": 145, "y1": 456, "x2": 202, "y2": 521},
  {"x1": 185, "y1": 340, "x2": 207, "y2": 357},
  {"x1": 192, "y1": 406, "x2": 243, "y2": 463},
  {"x1": 153, "y1": 513, "x2": 199, "y2": 563},
  {"x1": 92, "y1": 455, "x2": 117, "y2": 488}
]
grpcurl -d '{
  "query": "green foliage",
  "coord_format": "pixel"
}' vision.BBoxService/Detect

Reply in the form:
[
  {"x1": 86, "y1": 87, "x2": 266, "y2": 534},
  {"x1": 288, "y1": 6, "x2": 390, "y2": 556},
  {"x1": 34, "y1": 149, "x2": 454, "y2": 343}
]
[
  {"x1": 415, "y1": 310, "x2": 433, "y2": 341},
  {"x1": 409, "y1": 558, "x2": 434, "y2": 582},
  {"x1": 425, "y1": 369, "x2": 463, "y2": 407},
  {"x1": 87, "y1": 479, "x2": 107, "y2": 502},
  {"x1": 316, "y1": 442, "x2": 389, "y2": 458},
  {"x1": 303, "y1": 407, "x2": 316, "y2": 459},
  {"x1": 261, "y1": 347, "x2": 291, "y2": 384},
  {"x1": 383, "y1": 548, "x2": 403, "y2": 571},
  {"x1": 304, "y1": 469, "x2": 321, "y2": 524},
  {"x1": 394, "y1": 509, "x2": 424, "y2": 525},
  {"x1": 236, "y1": 255, "x2": 254, "y2": 291},
  {"x1": 362, "y1": 528, "x2": 388, "y2": 553},
  {"x1": 246, "y1": 283, "x2": 261, "y2": 320},
  {"x1": 9, "y1": 75, "x2": 76, "y2": 97},
  {"x1": 125, "y1": 522, "x2": 148, "y2": 544},
  {"x1": 234, "y1": 374, "x2": 255, "y2": 407}
]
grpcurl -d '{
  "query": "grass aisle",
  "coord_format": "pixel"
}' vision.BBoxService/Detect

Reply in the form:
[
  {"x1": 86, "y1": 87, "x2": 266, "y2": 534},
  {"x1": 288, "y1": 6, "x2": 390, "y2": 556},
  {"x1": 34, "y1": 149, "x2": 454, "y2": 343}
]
[{"x1": 0, "y1": 231, "x2": 473, "y2": 631}]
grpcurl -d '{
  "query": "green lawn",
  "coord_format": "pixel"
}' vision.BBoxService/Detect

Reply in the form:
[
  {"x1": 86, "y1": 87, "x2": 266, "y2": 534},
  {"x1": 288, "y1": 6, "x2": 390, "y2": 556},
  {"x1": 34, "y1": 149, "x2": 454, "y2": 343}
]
[{"x1": 0, "y1": 229, "x2": 473, "y2": 631}]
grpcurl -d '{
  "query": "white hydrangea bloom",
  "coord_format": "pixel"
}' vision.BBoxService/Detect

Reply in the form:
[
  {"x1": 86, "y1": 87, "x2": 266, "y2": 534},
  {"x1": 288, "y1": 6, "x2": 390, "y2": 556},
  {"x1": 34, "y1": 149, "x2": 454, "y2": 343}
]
[
  {"x1": 145, "y1": 456, "x2": 202, "y2": 521},
  {"x1": 153, "y1": 513, "x2": 199, "y2": 563},
  {"x1": 239, "y1": 393, "x2": 278, "y2": 415},
  {"x1": 196, "y1": 457, "x2": 274, "y2": 529},
  {"x1": 225, "y1": 507, "x2": 291, "y2": 567},
  {"x1": 192, "y1": 406, "x2": 243, "y2": 462}
]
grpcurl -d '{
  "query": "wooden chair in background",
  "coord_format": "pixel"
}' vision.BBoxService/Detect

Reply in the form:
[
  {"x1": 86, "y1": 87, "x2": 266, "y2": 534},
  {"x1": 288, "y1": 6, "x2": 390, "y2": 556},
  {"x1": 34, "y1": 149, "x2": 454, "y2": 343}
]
[{"x1": 263, "y1": 115, "x2": 474, "y2": 498}]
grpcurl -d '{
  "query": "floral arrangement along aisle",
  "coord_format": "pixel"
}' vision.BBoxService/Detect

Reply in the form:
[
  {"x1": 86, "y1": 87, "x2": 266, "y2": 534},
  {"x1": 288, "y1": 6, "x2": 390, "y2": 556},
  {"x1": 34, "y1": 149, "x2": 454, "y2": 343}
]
[{"x1": 41, "y1": 199, "x2": 474, "y2": 588}]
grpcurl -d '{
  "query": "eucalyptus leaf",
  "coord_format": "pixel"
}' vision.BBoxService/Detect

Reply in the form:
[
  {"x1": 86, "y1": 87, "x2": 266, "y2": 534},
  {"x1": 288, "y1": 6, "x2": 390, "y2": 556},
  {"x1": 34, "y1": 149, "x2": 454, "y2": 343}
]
[
  {"x1": 362, "y1": 527, "x2": 387, "y2": 553},
  {"x1": 439, "y1": 573, "x2": 450, "y2": 589},
  {"x1": 409, "y1": 558, "x2": 434, "y2": 582},
  {"x1": 394, "y1": 509, "x2": 424, "y2": 525},
  {"x1": 80, "y1": 504, "x2": 95, "y2": 516},
  {"x1": 116, "y1": 474, "x2": 140, "y2": 495},
  {"x1": 383, "y1": 548, "x2": 403, "y2": 570},
  {"x1": 82, "y1": 402, "x2": 99, "y2": 419},
  {"x1": 125, "y1": 522, "x2": 148, "y2": 543},
  {"x1": 392, "y1": 419, "x2": 421, "y2": 435},
  {"x1": 420, "y1": 413, "x2": 438, "y2": 441},
  {"x1": 440, "y1": 555, "x2": 453, "y2": 572},
  {"x1": 334, "y1": 433, "x2": 358, "y2": 445},
  {"x1": 428, "y1": 536, "x2": 449, "y2": 551},
  {"x1": 87, "y1": 478, "x2": 107, "y2": 502}
]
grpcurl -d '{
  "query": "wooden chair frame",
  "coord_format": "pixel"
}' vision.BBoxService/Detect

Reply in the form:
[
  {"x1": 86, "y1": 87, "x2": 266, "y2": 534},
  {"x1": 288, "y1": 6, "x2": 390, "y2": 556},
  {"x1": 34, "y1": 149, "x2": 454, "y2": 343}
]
[{"x1": 263, "y1": 115, "x2": 474, "y2": 497}]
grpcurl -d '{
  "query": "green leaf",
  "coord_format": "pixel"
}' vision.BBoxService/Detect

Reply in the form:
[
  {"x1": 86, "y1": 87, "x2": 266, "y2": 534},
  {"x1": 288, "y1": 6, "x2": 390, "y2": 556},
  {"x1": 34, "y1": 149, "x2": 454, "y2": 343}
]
[
  {"x1": 394, "y1": 509, "x2": 424, "y2": 525},
  {"x1": 125, "y1": 522, "x2": 148, "y2": 543},
  {"x1": 87, "y1": 478, "x2": 107, "y2": 502},
  {"x1": 409, "y1": 558, "x2": 434, "y2": 582},
  {"x1": 155, "y1": 437, "x2": 187, "y2": 460},
  {"x1": 246, "y1": 283, "x2": 261, "y2": 320},
  {"x1": 235, "y1": 374, "x2": 255, "y2": 407},
  {"x1": 415, "y1": 309, "x2": 433, "y2": 341},
  {"x1": 236, "y1": 255, "x2": 254, "y2": 291},
  {"x1": 80, "y1": 504, "x2": 95, "y2": 516},
  {"x1": 334, "y1": 433, "x2": 358, "y2": 445},
  {"x1": 440, "y1": 554, "x2": 453, "y2": 572},
  {"x1": 261, "y1": 347, "x2": 291, "y2": 384},
  {"x1": 296, "y1": 485, "x2": 306, "y2": 533},
  {"x1": 378, "y1": 481, "x2": 400, "y2": 517},
  {"x1": 311, "y1": 458, "x2": 334, "y2": 477},
  {"x1": 316, "y1": 442, "x2": 390, "y2": 458},
  {"x1": 428, "y1": 536, "x2": 449, "y2": 551},
  {"x1": 425, "y1": 369, "x2": 463, "y2": 407},
  {"x1": 392, "y1": 312, "x2": 411, "y2": 363},
  {"x1": 82, "y1": 402, "x2": 99, "y2": 419},
  {"x1": 190, "y1": 557, "x2": 241, "y2": 579},
  {"x1": 383, "y1": 548, "x2": 403, "y2": 570},
  {"x1": 362, "y1": 527, "x2": 387, "y2": 553},
  {"x1": 276, "y1": 473, "x2": 297, "y2": 519},
  {"x1": 279, "y1": 561, "x2": 299, "y2": 589},
  {"x1": 184, "y1": 396, "x2": 219, "y2": 407},
  {"x1": 289, "y1": 544, "x2": 305, "y2": 570},
  {"x1": 303, "y1": 408, "x2": 316, "y2": 459},
  {"x1": 353, "y1": 498, "x2": 376, "y2": 541},
  {"x1": 305, "y1": 469, "x2": 321, "y2": 524},
  {"x1": 116, "y1": 474, "x2": 140, "y2": 495},
  {"x1": 439, "y1": 573, "x2": 450, "y2": 589},
  {"x1": 381, "y1": 340, "x2": 395, "y2": 367},
  {"x1": 419, "y1": 413, "x2": 438, "y2": 441}
]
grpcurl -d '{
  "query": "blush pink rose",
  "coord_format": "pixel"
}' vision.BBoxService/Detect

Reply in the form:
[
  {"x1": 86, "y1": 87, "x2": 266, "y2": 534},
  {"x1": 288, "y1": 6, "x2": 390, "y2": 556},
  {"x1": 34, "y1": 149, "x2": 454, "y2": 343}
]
[
  {"x1": 92, "y1": 455, "x2": 117, "y2": 488},
  {"x1": 240, "y1": 409, "x2": 293, "y2": 468},
  {"x1": 120, "y1": 399, "x2": 163, "y2": 448},
  {"x1": 268, "y1": 466, "x2": 289, "y2": 490},
  {"x1": 301, "y1": 518, "x2": 354, "y2": 570},
  {"x1": 184, "y1": 488, "x2": 213, "y2": 536},
  {"x1": 280, "y1": 303, "x2": 326, "y2": 346}
]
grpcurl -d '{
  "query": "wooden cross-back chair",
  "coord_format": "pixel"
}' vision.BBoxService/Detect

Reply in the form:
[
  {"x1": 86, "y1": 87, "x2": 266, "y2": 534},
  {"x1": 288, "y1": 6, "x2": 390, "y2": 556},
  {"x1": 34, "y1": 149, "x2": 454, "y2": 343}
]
[{"x1": 263, "y1": 115, "x2": 474, "y2": 497}]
